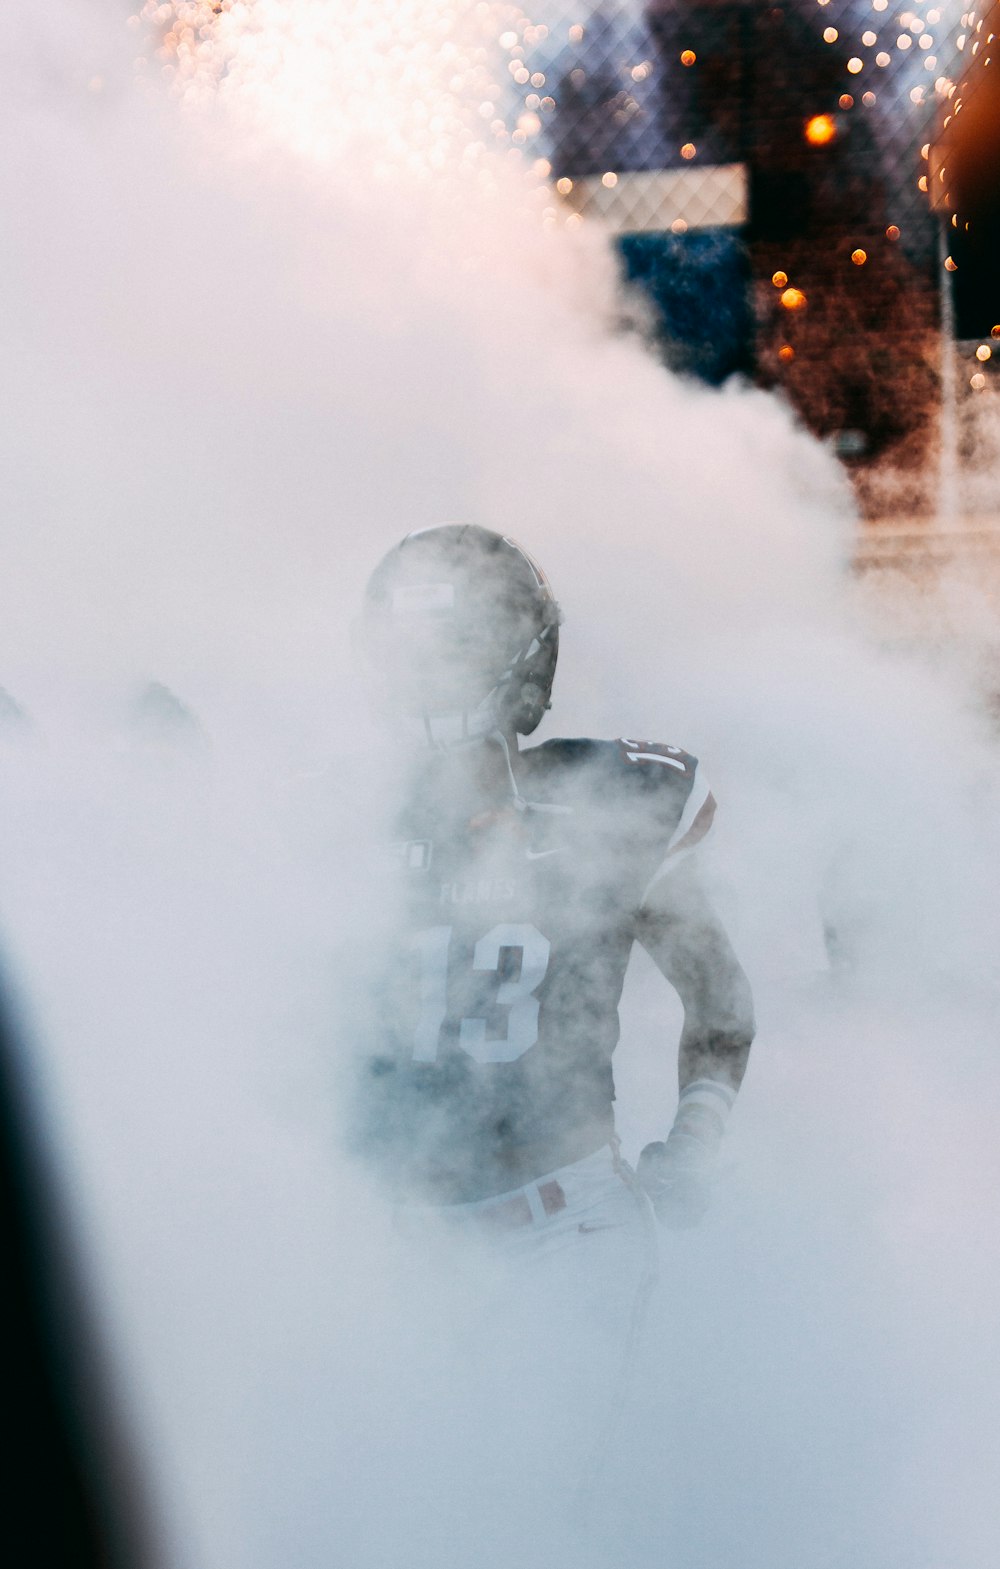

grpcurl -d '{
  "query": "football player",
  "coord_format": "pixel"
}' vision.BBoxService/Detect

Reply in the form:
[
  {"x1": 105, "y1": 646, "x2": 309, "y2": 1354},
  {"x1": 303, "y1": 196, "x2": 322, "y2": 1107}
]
[{"x1": 355, "y1": 523, "x2": 755, "y2": 1242}]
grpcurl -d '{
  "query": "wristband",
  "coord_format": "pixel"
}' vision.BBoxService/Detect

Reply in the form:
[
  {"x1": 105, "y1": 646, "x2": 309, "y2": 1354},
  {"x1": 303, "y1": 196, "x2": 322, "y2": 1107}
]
[
  {"x1": 670, "y1": 1077, "x2": 737, "y2": 1151},
  {"x1": 679, "y1": 1077, "x2": 736, "y2": 1116}
]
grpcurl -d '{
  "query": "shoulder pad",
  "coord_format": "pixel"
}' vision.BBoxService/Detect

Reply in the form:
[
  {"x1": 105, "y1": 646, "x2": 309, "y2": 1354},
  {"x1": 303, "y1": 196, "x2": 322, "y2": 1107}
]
[{"x1": 519, "y1": 737, "x2": 698, "y2": 794}]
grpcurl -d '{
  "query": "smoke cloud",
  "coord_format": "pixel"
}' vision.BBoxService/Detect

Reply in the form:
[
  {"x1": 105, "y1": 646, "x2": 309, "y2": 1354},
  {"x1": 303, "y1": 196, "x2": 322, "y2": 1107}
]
[{"x1": 1, "y1": 4, "x2": 999, "y2": 1566}]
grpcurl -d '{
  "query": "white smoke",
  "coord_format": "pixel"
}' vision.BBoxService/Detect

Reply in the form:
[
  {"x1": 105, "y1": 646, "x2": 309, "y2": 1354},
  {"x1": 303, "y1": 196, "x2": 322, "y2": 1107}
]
[{"x1": 1, "y1": 4, "x2": 999, "y2": 1567}]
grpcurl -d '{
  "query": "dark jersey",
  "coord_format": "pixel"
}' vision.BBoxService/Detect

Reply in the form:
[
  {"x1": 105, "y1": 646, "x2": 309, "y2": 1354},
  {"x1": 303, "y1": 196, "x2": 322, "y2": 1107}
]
[{"x1": 358, "y1": 736, "x2": 715, "y2": 1203}]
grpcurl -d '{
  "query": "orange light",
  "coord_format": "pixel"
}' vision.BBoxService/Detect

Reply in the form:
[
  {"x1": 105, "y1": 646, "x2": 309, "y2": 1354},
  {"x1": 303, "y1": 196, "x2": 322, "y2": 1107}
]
[
  {"x1": 945, "y1": 255, "x2": 958, "y2": 271},
  {"x1": 851, "y1": 248, "x2": 868, "y2": 264},
  {"x1": 780, "y1": 287, "x2": 808, "y2": 310},
  {"x1": 839, "y1": 93, "x2": 855, "y2": 108},
  {"x1": 992, "y1": 325, "x2": 1000, "y2": 338},
  {"x1": 778, "y1": 344, "x2": 795, "y2": 362},
  {"x1": 805, "y1": 113, "x2": 837, "y2": 145},
  {"x1": 680, "y1": 142, "x2": 696, "y2": 159},
  {"x1": 886, "y1": 224, "x2": 900, "y2": 239},
  {"x1": 772, "y1": 270, "x2": 789, "y2": 287},
  {"x1": 680, "y1": 49, "x2": 697, "y2": 66}
]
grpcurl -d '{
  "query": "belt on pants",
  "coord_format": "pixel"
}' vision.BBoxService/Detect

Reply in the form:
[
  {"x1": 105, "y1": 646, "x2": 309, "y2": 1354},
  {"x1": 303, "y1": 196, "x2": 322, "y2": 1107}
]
[
  {"x1": 401, "y1": 1144, "x2": 627, "y2": 1232},
  {"x1": 458, "y1": 1177, "x2": 568, "y2": 1230}
]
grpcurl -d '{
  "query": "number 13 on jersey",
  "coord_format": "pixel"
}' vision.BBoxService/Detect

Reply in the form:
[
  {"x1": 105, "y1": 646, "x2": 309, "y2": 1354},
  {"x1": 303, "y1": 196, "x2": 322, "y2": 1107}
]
[{"x1": 411, "y1": 923, "x2": 551, "y2": 1065}]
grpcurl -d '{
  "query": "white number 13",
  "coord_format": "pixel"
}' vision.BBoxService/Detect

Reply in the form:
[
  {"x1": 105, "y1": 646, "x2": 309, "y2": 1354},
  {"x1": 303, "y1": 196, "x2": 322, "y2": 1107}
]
[{"x1": 411, "y1": 922, "x2": 551, "y2": 1065}]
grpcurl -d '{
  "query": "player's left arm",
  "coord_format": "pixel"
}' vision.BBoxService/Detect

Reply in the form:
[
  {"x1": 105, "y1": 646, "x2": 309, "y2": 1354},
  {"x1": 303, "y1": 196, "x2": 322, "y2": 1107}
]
[{"x1": 633, "y1": 833, "x2": 756, "y2": 1226}]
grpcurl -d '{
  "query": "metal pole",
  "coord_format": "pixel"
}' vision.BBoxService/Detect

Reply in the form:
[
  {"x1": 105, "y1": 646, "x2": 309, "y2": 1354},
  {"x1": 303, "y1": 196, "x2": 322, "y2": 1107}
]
[{"x1": 937, "y1": 222, "x2": 959, "y2": 530}]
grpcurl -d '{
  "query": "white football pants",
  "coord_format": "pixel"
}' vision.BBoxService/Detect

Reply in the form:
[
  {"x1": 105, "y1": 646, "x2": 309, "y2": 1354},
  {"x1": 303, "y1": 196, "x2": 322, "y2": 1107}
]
[{"x1": 395, "y1": 1145, "x2": 660, "y2": 1504}]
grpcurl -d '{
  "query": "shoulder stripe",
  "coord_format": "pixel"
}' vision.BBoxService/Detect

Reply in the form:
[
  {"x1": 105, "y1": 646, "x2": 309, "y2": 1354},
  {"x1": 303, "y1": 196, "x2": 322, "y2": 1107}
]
[
  {"x1": 641, "y1": 769, "x2": 716, "y2": 900},
  {"x1": 669, "y1": 789, "x2": 716, "y2": 858},
  {"x1": 666, "y1": 766, "x2": 713, "y2": 854}
]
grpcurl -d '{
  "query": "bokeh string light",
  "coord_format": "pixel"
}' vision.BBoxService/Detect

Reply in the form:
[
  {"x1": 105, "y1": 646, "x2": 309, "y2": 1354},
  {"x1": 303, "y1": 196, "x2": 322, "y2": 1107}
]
[{"x1": 132, "y1": 3, "x2": 990, "y2": 490}]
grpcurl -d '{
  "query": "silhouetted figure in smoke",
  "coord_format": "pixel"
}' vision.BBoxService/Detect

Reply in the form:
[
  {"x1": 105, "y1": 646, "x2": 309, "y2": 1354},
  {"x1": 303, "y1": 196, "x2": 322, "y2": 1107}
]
[
  {"x1": 122, "y1": 682, "x2": 208, "y2": 758},
  {"x1": 0, "y1": 686, "x2": 32, "y2": 736},
  {"x1": 355, "y1": 525, "x2": 755, "y2": 1249}
]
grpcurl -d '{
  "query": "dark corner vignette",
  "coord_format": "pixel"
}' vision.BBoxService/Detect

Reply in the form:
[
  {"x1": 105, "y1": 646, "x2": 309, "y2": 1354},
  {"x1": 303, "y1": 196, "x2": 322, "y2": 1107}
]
[{"x1": 0, "y1": 966, "x2": 161, "y2": 1568}]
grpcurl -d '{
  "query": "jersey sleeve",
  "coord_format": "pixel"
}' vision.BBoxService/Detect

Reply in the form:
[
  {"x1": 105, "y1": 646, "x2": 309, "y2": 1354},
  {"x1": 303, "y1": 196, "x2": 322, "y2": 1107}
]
[{"x1": 612, "y1": 739, "x2": 717, "y2": 901}]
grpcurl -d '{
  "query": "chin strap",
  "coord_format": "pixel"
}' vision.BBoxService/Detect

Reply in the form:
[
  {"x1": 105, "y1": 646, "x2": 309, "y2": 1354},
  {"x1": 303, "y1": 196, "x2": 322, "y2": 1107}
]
[
  {"x1": 406, "y1": 710, "x2": 531, "y2": 816},
  {"x1": 491, "y1": 729, "x2": 528, "y2": 814}
]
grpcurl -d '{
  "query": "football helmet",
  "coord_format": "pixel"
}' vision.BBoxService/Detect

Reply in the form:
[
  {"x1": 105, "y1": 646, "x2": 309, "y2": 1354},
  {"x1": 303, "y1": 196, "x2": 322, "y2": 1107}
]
[{"x1": 361, "y1": 524, "x2": 561, "y2": 746}]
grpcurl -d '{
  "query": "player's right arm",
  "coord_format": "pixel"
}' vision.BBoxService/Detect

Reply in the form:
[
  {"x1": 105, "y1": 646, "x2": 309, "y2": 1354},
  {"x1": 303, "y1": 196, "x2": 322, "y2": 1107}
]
[{"x1": 636, "y1": 856, "x2": 755, "y2": 1094}]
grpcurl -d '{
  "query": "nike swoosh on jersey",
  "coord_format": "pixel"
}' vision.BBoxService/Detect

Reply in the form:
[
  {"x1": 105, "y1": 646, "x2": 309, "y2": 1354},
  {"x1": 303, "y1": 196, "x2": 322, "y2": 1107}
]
[{"x1": 524, "y1": 848, "x2": 563, "y2": 860}]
